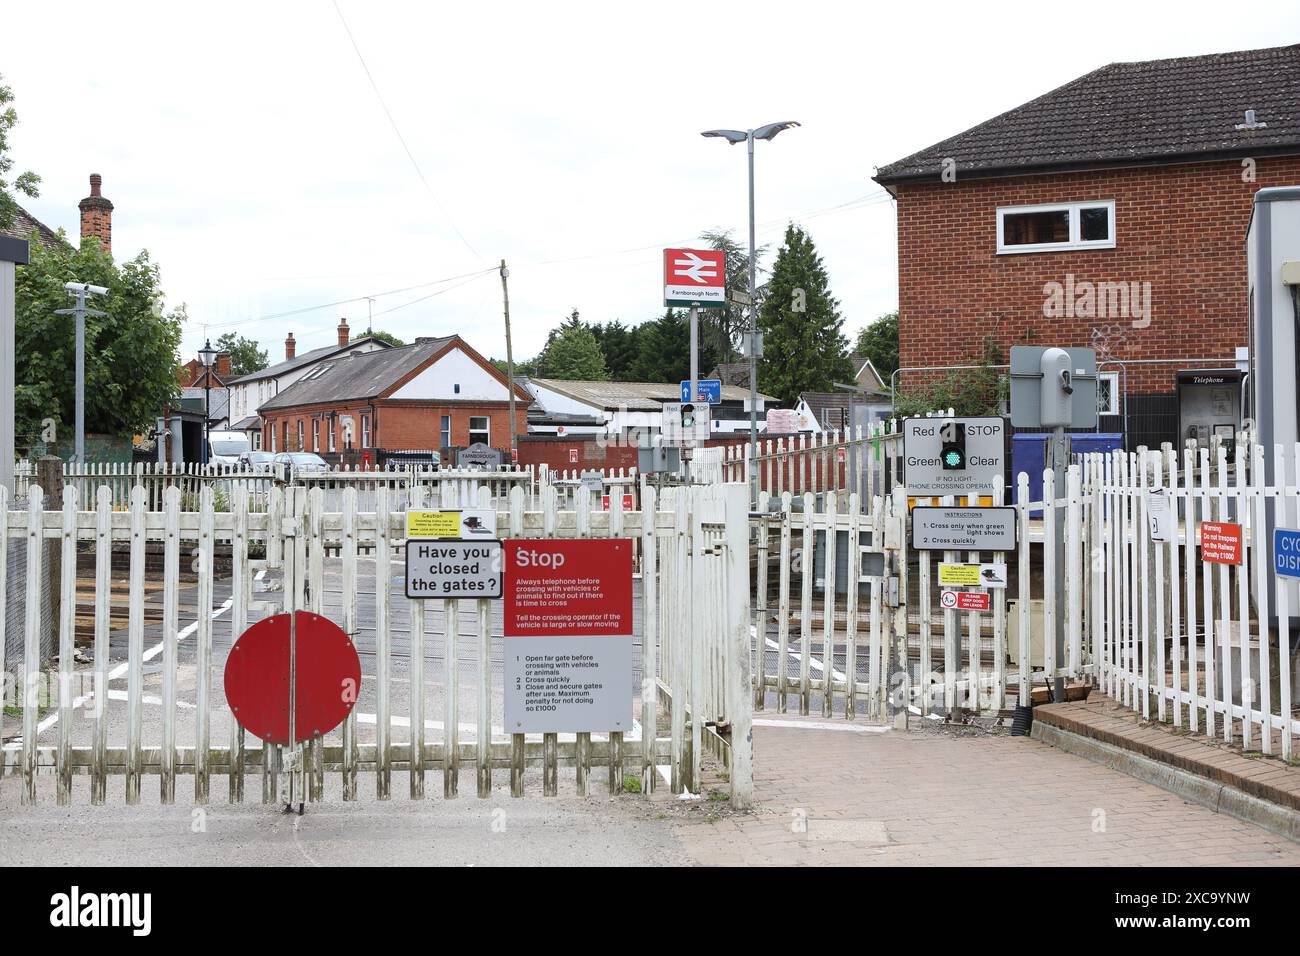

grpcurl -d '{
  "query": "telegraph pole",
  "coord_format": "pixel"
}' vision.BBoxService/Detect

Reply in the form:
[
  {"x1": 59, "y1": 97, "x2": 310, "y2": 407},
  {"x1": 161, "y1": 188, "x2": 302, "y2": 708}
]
[
  {"x1": 500, "y1": 260, "x2": 519, "y2": 463},
  {"x1": 54, "y1": 282, "x2": 108, "y2": 464}
]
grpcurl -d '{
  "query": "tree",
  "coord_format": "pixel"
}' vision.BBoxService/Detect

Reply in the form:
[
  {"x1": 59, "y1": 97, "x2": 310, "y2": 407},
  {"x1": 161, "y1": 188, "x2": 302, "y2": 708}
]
[
  {"x1": 214, "y1": 332, "x2": 268, "y2": 377},
  {"x1": 0, "y1": 74, "x2": 40, "y2": 233},
  {"x1": 756, "y1": 223, "x2": 853, "y2": 404},
  {"x1": 854, "y1": 311, "x2": 899, "y2": 379},
  {"x1": 15, "y1": 234, "x2": 184, "y2": 447},
  {"x1": 589, "y1": 320, "x2": 640, "y2": 381},
  {"x1": 537, "y1": 322, "x2": 607, "y2": 380},
  {"x1": 368, "y1": 329, "x2": 405, "y2": 347}
]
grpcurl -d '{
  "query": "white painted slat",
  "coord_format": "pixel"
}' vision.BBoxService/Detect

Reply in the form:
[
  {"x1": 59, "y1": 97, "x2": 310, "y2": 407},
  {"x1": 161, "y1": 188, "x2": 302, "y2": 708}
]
[
  {"x1": 476, "y1": 484, "x2": 493, "y2": 798},
  {"x1": 161, "y1": 487, "x2": 181, "y2": 804},
  {"x1": 341, "y1": 486, "x2": 359, "y2": 801},
  {"x1": 92, "y1": 486, "x2": 110, "y2": 804},
  {"x1": 640, "y1": 483, "x2": 658, "y2": 793},
  {"x1": 822, "y1": 491, "x2": 837, "y2": 717},
  {"x1": 195, "y1": 484, "x2": 215, "y2": 804},
  {"x1": 777, "y1": 493, "x2": 792, "y2": 713},
  {"x1": 1251, "y1": 442, "x2": 1271, "y2": 754},
  {"x1": 21, "y1": 487, "x2": 43, "y2": 805},
  {"x1": 126, "y1": 485, "x2": 146, "y2": 804},
  {"x1": 56, "y1": 485, "x2": 77, "y2": 805},
  {"x1": 1200, "y1": 447, "x2": 1216, "y2": 738},
  {"x1": 229, "y1": 487, "x2": 248, "y2": 802}
]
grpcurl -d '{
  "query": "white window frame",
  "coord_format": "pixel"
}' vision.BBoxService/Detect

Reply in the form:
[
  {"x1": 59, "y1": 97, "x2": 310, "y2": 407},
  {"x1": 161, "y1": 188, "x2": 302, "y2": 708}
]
[
  {"x1": 311, "y1": 419, "x2": 319, "y2": 452},
  {"x1": 469, "y1": 415, "x2": 490, "y2": 446},
  {"x1": 296, "y1": 421, "x2": 304, "y2": 451},
  {"x1": 328, "y1": 419, "x2": 336, "y2": 452},
  {"x1": 361, "y1": 415, "x2": 371, "y2": 448},
  {"x1": 440, "y1": 414, "x2": 451, "y2": 449},
  {"x1": 996, "y1": 200, "x2": 1115, "y2": 254},
  {"x1": 1098, "y1": 371, "x2": 1120, "y2": 416}
]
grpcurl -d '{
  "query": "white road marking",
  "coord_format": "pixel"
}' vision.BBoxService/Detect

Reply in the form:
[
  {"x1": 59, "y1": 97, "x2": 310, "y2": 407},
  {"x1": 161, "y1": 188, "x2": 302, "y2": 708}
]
[{"x1": 753, "y1": 718, "x2": 888, "y2": 734}]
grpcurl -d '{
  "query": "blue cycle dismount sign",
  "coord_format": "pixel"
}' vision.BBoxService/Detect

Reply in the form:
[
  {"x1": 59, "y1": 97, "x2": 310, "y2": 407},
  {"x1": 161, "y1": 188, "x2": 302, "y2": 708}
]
[{"x1": 1274, "y1": 528, "x2": 1300, "y2": 578}]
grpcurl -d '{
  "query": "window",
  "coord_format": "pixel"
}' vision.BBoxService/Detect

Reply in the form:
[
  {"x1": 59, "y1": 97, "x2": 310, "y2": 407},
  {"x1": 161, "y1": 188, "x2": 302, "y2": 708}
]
[
  {"x1": 311, "y1": 419, "x2": 319, "y2": 452},
  {"x1": 328, "y1": 419, "x2": 336, "y2": 452},
  {"x1": 469, "y1": 415, "x2": 490, "y2": 446},
  {"x1": 361, "y1": 415, "x2": 371, "y2": 448},
  {"x1": 282, "y1": 421, "x2": 288, "y2": 453},
  {"x1": 296, "y1": 421, "x2": 304, "y2": 451},
  {"x1": 441, "y1": 414, "x2": 451, "y2": 449},
  {"x1": 253, "y1": 431, "x2": 262, "y2": 451},
  {"x1": 1098, "y1": 372, "x2": 1119, "y2": 416},
  {"x1": 996, "y1": 201, "x2": 1115, "y2": 254}
]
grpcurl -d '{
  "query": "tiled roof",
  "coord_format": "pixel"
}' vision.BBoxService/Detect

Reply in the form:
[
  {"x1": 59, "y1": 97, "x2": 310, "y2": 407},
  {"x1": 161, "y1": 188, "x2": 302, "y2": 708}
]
[
  {"x1": 874, "y1": 44, "x2": 1300, "y2": 184},
  {"x1": 226, "y1": 335, "x2": 392, "y2": 384},
  {"x1": 258, "y1": 337, "x2": 456, "y2": 411},
  {"x1": 1, "y1": 203, "x2": 65, "y2": 250}
]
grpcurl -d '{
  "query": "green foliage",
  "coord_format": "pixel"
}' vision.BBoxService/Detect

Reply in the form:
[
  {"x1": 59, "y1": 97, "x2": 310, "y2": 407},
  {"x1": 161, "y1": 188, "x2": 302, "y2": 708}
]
[
  {"x1": 214, "y1": 332, "x2": 268, "y2": 377},
  {"x1": 756, "y1": 224, "x2": 853, "y2": 404},
  {"x1": 0, "y1": 74, "x2": 40, "y2": 233},
  {"x1": 893, "y1": 338, "x2": 1007, "y2": 418},
  {"x1": 491, "y1": 355, "x2": 537, "y2": 378},
  {"x1": 536, "y1": 314, "x2": 608, "y2": 380},
  {"x1": 589, "y1": 319, "x2": 640, "y2": 382},
  {"x1": 14, "y1": 235, "x2": 184, "y2": 448},
  {"x1": 368, "y1": 329, "x2": 405, "y2": 347},
  {"x1": 699, "y1": 229, "x2": 766, "y2": 362},
  {"x1": 854, "y1": 311, "x2": 899, "y2": 378}
]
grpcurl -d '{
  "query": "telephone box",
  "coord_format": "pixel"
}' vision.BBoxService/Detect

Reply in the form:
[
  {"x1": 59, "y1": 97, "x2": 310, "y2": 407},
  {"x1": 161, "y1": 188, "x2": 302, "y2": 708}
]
[{"x1": 1175, "y1": 369, "x2": 1244, "y2": 460}]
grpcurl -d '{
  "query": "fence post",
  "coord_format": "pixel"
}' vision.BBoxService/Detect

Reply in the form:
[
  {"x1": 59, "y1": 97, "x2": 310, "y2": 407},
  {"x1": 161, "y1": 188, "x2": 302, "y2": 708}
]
[
  {"x1": 722, "y1": 482, "x2": 753, "y2": 807},
  {"x1": 37, "y1": 455, "x2": 62, "y2": 663}
]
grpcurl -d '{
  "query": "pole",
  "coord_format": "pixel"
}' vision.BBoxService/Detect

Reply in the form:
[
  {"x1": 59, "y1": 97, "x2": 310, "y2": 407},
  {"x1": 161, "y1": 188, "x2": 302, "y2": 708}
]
[
  {"x1": 74, "y1": 289, "x2": 85, "y2": 465},
  {"x1": 501, "y1": 260, "x2": 518, "y2": 464},
  {"x1": 746, "y1": 129, "x2": 759, "y2": 507},
  {"x1": 204, "y1": 374, "x2": 211, "y2": 467},
  {"x1": 689, "y1": 305, "x2": 699, "y2": 402},
  {"x1": 1052, "y1": 425, "x2": 1067, "y2": 703}
]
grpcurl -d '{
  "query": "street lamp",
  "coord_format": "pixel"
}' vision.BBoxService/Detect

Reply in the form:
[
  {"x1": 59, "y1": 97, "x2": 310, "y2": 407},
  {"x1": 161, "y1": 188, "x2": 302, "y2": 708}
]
[
  {"x1": 198, "y1": 339, "x2": 217, "y2": 467},
  {"x1": 701, "y1": 120, "x2": 800, "y2": 505}
]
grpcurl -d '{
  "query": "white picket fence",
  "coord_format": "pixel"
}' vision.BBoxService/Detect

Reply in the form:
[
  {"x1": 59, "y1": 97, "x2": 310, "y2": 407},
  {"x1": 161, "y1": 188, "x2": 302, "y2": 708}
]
[
  {"x1": 0, "y1": 478, "x2": 752, "y2": 806},
  {"x1": 1095, "y1": 442, "x2": 1300, "y2": 759}
]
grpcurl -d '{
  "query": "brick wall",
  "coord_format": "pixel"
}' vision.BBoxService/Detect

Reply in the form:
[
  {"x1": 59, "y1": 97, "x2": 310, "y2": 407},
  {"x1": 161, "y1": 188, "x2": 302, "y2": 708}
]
[
  {"x1": 892, "y1": 155, "x2": 1300, "y2": 394},
  {"x1": 261, "y1": 399, "x2": 527, "y2": 454}
]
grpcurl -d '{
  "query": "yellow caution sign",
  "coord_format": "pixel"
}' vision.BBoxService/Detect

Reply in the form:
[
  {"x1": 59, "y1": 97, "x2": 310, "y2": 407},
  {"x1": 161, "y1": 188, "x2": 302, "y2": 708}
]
[
  {"x1": 406, "y1": 511, "x2": 463, "y2": 539},
  {"x1": 937, "y1": 563, "x2": 981, "y2": 586}
]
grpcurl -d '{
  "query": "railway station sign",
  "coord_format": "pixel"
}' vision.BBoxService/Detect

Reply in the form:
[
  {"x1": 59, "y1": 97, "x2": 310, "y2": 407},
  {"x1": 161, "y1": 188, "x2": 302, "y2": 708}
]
[
  {"x1": 503, "y1": 538, "x2": 633, "y2": 733},
  {"x1": 663, "y1": 247, "x2": 726, "y2": 308}
]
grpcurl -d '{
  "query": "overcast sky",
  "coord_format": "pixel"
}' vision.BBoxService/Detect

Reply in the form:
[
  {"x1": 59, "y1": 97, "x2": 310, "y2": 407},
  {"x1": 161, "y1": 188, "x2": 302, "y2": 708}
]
[{"x1": 3, "y1": 1, "x2": 1297, "y2": 368}]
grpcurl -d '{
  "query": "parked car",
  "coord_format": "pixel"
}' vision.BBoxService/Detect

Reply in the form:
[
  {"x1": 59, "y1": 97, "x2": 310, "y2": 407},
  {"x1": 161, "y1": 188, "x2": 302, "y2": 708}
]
[
  {"x1": 207, "y1": 429, "x2": 252, "y2": 467},
  {"x1": 272, "y1": 452, "x2": 329, "y2": 483},
  {"x1": 239, "y1": 451, "x2": 276, "y2": 474}
]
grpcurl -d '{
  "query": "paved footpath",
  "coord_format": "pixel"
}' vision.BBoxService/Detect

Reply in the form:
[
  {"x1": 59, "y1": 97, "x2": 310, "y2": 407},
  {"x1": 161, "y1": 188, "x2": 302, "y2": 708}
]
[
  {"x1": 672, "y1": 720, "x2": 1300, "y2": 866},
  {"x1": 5, "y1": 721, "x2": 1300, "y2": 866}
]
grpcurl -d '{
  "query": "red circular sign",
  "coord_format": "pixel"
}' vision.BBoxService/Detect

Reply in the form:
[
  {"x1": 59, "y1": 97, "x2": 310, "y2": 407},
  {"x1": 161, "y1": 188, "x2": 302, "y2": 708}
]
[{"x1": 224, "y1": 612, "x2": 361, "y2": 745}]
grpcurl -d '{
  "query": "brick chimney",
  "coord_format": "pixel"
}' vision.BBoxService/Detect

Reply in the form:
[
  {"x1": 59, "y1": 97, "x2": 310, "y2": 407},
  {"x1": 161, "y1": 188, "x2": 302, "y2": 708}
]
[
  {"x1": 337, "y1": 318, "x2": 350, "y2": 347},
  {"x1": 216, "y1": 352, "x2": 232, "y2": 382},
  {"x1": 78, "y1": 174, "x2": 113, "y2": 254},
  {"x1": 285, "y1": 332, "x2": 296, "y2": 360}
]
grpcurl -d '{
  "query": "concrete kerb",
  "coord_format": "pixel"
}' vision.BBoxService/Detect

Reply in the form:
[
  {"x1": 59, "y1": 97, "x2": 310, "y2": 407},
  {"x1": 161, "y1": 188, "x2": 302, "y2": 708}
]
[{"x1": 1031, "y1": 720, "x2": 1300, "y2": 843}]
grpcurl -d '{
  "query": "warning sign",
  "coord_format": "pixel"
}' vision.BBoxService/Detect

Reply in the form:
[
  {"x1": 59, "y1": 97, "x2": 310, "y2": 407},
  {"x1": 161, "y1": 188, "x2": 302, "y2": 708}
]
[
  {"x1": 938, "y1": 563, "x2": 981, "y2": 586},
  {"x1": 406, "y1": 509, "x2": 496, "y2": 540},
  {"x1": 405, "y1": 540, "x2": 502, "y2": 599},
  {"x1": 503, "y1": 539, "x2": 633, "y2": 733},
  {"x1": 1200, "y1": 521, "x2": 1243, "y2": 566},
  {"x1": 940, "y1": 589, "x2": 990, "y2": 612}
]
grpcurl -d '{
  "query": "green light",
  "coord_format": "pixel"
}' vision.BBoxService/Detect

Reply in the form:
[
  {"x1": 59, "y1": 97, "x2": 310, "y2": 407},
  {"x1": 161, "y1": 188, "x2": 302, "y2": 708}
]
[{"x1": 944, "y1": 450, "x2": 962, "y2": 467}]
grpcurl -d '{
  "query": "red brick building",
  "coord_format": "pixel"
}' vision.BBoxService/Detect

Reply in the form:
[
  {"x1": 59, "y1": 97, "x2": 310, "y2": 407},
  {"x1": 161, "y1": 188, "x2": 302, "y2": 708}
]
[
  {"x1": 873, "y1": 44, "x2": 1300, "y2": 447},
  {"x1": 258, "y1": 335, "x2": 530, "y2": 462}
]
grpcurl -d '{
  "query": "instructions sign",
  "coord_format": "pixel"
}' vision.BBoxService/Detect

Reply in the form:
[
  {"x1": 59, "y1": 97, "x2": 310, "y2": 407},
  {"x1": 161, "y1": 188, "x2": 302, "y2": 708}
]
[
  {"x1": 1147, "y1": 491, "x2": 1174, "y2": 543},
  {"x1": 940, "y1": 590, "x2": 990, "y2": 612},
  {"x1": 406, "y1": 509, "x2": 496, "y2": 539},
  {"x1": 405, "y1": 540, "x2": 503, "y2": 599},
  {"x1": 902, "y1": 417, "x2": 1005, "y2": 495},
  {"x1": 1200, "y1": 522, "x2": 1243, "y2": 565},
  {"x1": 1276, "y1": 528, "x2": 1300, "y2": 578},
  {"x1": 503, "y1": 539, "x2": 633, "y2": 733},
  {"x1": 912, "y1": 506, "x2": 1016, "y2": 551}
]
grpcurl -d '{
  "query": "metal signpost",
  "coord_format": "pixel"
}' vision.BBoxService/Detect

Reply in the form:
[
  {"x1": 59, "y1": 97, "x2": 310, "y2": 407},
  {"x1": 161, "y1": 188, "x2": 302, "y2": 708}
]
[
  {"x1": 53, "y1": 282, "x2": 109, "y2": 464},
  {"x1": 1010, "y1": 345, "x2": 1098, "y2": 702},
  {"x1": 503, "y1": 538, "x2": 633, "y2": 733}
]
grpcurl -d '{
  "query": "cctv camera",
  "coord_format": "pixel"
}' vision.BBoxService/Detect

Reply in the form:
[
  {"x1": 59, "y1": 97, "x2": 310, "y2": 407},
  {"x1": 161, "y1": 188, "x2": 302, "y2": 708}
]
[{"x1": 64, "y1": 282, "x2": 109, "y2": 296}]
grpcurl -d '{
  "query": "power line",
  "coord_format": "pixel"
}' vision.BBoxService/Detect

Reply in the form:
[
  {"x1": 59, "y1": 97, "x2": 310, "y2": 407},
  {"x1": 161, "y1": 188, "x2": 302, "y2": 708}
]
[
  {"x1": 184, "y1": 266, "x2": 497, "y2": 330},
  {"x1": 331, "y1": 0, "x2": 481, "y2": 260}
]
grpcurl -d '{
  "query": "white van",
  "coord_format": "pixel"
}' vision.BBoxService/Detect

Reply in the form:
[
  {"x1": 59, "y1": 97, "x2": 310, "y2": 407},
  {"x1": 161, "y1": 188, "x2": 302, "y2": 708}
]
[{"x1": 207, "y1": 430, "x2": 252, "y2": 466}]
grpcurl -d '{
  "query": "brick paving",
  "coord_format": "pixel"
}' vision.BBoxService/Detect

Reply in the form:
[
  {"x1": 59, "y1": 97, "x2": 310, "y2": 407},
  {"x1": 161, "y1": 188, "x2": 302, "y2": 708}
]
[
  {"x1": 674, "y1": 719, "x2": 1300, "y2": 866},
  {"x1": 1036, "y1": 696, "x2": 1300, "y2": 811}
]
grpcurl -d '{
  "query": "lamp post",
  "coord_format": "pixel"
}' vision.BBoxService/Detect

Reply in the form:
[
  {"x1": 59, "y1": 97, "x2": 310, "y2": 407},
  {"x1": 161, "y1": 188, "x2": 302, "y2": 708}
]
[
  {"x1": 198, "y1": 339, "x2": 217, "y2": 467},
  {"x1": 54, "y1": 282, "x2": 109, "y2": 464},
  {"x1": 701, "y1": 121, "x2": 800, "y2": 505}
]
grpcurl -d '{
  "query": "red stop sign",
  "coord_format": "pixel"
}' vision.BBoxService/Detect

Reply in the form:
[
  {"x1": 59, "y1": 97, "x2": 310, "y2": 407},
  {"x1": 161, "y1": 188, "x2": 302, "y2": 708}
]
[{"x1": 224, "y1": 612, "x2": 361, "y2": 745}]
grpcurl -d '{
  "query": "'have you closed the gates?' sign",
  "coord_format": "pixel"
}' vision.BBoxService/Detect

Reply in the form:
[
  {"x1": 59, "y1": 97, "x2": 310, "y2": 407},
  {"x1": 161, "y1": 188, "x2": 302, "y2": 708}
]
[{"x1": 503, "y1": 539, "x2": 633, "y2": 733}]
